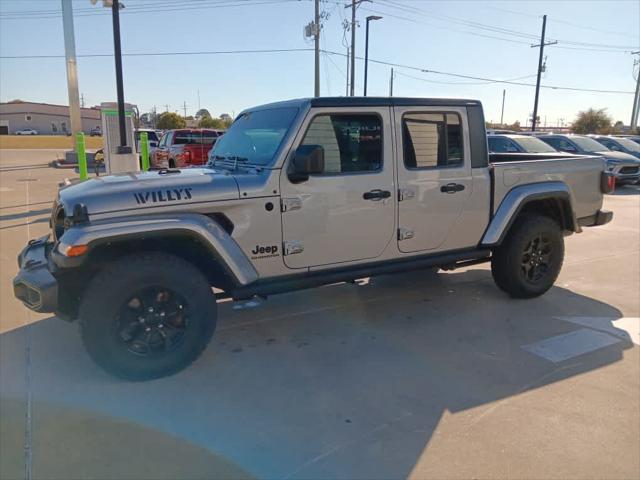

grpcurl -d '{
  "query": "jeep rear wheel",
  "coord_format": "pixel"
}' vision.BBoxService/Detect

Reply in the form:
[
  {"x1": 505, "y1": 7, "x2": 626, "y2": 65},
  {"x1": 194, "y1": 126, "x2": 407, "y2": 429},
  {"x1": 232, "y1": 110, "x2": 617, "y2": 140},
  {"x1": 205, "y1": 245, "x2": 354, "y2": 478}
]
[
  {"x1": 79, "y1": 253, "x2": 217, "y2": 380},
  {"x1": 491, "y1": 214, "x2": 564, "y2": 298}
]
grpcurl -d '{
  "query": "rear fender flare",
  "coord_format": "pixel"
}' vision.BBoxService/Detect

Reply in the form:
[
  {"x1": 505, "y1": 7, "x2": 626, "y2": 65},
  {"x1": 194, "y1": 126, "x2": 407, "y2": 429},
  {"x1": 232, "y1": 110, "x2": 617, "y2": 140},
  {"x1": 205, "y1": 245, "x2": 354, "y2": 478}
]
[{"x1": 481, "y1": 181, "x2": 578, "y2": 247}]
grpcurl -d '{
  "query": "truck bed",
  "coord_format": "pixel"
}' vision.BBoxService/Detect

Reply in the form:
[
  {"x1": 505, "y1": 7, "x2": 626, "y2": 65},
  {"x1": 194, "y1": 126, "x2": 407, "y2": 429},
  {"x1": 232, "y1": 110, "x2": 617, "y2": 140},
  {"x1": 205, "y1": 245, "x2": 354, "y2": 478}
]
[{"x1": 490, "y1": 154, "x2": 606, "y2": 221}]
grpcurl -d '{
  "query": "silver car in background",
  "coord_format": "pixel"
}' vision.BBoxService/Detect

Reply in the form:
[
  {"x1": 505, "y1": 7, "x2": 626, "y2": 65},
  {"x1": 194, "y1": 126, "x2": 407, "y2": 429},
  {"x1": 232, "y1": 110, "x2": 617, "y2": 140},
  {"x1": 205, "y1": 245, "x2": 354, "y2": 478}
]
[{"x1": 538, "y1": 134, "x2": 640, "y2": 185}]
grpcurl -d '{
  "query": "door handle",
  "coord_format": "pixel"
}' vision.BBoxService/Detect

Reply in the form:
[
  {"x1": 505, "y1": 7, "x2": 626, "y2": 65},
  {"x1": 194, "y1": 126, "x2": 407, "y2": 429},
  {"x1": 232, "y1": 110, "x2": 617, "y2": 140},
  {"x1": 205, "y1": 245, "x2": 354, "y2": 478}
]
[
  {"x1": 440, "y1": 183, "x2": 465, "y2": 194},
  {"x1": 363, "y1": 189, "x2": 392, "y2": 201}
]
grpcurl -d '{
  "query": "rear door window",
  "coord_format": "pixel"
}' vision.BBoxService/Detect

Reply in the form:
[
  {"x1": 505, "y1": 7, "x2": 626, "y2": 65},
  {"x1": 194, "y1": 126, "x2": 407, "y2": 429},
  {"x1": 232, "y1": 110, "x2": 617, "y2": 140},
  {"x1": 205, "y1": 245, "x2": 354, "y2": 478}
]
[{"x1": 402, "y1": 113, "x2": 464, "y2": 169}]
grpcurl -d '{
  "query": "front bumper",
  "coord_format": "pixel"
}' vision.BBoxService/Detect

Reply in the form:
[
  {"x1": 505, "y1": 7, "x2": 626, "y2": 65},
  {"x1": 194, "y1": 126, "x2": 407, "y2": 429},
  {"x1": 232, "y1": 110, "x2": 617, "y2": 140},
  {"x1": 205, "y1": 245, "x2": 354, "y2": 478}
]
[{"x1": 13, "y1": 235, "x2": 58, "y2": 313}]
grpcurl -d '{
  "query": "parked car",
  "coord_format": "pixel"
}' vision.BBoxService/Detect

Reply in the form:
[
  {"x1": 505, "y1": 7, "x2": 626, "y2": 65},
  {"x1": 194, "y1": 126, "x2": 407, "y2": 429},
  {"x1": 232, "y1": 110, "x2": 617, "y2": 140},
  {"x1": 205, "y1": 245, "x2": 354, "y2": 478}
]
[
  {"x1": 13, "y1": 96, "x2": 614, "y2": 380},
  {"x1": 488, "y1": 134, "x2": 560, "y2": 154},
  {"x1": 89, "y1": 126, "x2": 102, "y2": 136},
  {"x1": 151, "y1": 129, "x2": 221, "y2": 169},
  {"x1": 15, "y1": 128, "x2": 38, "y2": 135},
  {"x1": 614, "y1": 135, "x2": 640, "y2": 145},
  {"x1": 538, "y1": 134, "x2": 640, "y2": 185},
  {"x1": 589, "y1": 135, "x2": 640, "y2": 159}
]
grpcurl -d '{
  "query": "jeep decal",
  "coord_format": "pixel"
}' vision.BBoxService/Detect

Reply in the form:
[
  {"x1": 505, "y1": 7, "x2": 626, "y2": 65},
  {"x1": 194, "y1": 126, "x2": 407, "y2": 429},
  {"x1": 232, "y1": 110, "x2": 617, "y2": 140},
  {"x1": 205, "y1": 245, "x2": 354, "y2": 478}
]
[
  {"x1": 250, "y1": 244, "x2": 279, "y2": 259},
  {"x1": 133, "y1": 188, "x2": 193, "y2": 205}
]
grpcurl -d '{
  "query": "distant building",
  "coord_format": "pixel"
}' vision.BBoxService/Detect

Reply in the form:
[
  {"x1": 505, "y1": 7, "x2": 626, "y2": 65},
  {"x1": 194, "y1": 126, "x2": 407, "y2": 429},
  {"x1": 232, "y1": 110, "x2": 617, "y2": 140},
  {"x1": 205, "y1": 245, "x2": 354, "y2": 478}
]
[{"x1": 0, "y1": 100, "x2": 102, "y2": 135}]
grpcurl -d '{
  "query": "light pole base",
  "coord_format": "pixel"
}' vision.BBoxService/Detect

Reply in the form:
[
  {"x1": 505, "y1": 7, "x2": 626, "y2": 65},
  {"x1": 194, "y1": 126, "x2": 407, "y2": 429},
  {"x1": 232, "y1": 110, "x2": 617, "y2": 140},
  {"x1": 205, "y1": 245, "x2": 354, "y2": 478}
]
[{"x1": 107, "y1": 151, "x2": 138, "y2": 174}]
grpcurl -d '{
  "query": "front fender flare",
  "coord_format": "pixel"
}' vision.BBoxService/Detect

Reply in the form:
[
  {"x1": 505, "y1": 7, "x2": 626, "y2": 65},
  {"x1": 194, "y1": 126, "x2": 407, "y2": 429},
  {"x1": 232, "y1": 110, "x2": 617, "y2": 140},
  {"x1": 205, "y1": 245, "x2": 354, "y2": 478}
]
[
  {"x1": 481, "y1": 181, "x2": 578, "y2": 247},
  {"x1": 55, "y1": 213, "x2": 259, "y2": 286}
]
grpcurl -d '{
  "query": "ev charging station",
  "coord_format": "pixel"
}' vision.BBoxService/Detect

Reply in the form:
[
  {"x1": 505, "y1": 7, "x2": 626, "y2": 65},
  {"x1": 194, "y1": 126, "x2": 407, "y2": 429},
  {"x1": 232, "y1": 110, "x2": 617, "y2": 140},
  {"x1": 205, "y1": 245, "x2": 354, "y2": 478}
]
[{"x1": 100, "y1": 102, "x2": 138, "y2": 174}]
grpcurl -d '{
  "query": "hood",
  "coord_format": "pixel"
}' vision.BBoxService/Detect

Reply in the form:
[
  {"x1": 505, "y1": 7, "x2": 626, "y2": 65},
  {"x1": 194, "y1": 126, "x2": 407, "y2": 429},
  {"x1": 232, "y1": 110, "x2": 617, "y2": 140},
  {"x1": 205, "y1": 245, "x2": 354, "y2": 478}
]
[
  {"x1": 59, "y1": 168, "x2": 239, "y2": 216},
  {"x1": 596, "y1": 150, "x2": 640, "y2": 164}
]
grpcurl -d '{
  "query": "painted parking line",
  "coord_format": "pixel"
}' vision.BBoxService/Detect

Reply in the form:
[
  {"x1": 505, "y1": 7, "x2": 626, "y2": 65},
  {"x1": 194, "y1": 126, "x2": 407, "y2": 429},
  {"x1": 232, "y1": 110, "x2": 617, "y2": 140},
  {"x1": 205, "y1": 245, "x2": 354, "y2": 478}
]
[
  {"x1": 521, "y1": 328, "x2": 622, "y2": 363},
  {"x1": 556, "y1": 316, "x2": 639, "y2": 346}
]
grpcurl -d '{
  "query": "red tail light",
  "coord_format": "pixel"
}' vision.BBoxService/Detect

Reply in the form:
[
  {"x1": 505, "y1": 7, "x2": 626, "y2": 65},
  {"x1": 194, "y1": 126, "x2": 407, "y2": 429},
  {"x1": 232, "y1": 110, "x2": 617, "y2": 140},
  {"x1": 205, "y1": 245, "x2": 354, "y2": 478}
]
[{"x1": 601, "y1": 171, "x2": 615, "y2": 194}]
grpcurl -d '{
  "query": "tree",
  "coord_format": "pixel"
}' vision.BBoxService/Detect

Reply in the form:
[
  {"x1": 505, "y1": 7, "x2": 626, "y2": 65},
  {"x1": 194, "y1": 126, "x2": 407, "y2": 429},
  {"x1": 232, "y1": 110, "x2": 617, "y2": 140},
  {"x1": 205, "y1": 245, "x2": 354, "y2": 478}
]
[
  {"x1": 195, "y1": 108, "x2": 211, "y2": 119},
  {"x1": 572, "y1": 108, "x2": 612, "y2": 134},
  {"x1": 156, "y1": 112, "x2": 186, "y2": 130},
  {"x1": 612, "y1": 120, "x2": 625, "y2": 133},
  {"x1": 198, "y1": 116, "x2": 225, "y2": 129},
  {"x1": 219, "y1": 114, "x2": 233, "y2": 128}
]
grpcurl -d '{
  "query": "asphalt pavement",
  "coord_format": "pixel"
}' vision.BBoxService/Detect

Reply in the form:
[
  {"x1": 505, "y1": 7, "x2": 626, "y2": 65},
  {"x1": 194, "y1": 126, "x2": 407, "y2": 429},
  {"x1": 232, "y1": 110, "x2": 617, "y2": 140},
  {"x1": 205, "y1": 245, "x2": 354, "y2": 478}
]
[{"x1": 1, "y1": 149, "x2": 638, "y2": 479}]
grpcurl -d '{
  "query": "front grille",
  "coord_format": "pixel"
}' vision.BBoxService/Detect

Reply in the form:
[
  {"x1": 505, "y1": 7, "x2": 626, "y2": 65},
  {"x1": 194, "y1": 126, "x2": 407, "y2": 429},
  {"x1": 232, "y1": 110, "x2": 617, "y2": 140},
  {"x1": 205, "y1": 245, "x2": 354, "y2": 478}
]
[{"x1": 620, "y1": 166, "x2": 639, "y2": 175}]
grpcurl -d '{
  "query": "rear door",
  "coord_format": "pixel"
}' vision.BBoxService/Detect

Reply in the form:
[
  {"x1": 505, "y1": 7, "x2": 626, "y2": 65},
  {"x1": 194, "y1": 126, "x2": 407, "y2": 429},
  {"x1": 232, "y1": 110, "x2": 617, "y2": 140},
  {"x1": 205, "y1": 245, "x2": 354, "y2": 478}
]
[
  {"x1": 280, "y1": 107, "x2": 395, "y2": 269},
  {"x1": 395, "y1": 107, "x2": 473, "y2": 253}
]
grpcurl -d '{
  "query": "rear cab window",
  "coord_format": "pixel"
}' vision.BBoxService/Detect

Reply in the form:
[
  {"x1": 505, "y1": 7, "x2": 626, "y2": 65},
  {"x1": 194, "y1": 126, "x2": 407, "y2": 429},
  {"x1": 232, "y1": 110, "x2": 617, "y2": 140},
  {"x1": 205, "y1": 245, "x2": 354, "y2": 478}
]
[{"x1": 173, "y1": 131, "x2": 218, "y2": 145}]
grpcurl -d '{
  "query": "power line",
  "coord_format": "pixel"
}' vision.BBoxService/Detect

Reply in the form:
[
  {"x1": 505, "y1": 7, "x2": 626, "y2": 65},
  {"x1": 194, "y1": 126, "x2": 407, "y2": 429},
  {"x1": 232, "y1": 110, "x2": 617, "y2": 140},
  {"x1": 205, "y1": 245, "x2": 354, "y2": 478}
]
[
  {"x1": 0, "y1": 0, "x2": 302, "y2": 20},
  {"x1": 367, "y1": 1, "x2": 637, "y2": 51},
  {"x1": 0, "y1": 48, "x2": 314, "y2": 59},
  {"x1": 321, "y1": 49, "x2": 636, "y2": 94}
]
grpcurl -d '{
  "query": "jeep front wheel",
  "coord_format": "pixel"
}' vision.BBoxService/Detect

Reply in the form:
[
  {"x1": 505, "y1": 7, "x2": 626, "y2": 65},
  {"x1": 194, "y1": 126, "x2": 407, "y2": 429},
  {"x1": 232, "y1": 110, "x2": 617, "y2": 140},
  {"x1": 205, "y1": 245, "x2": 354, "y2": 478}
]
[
  {"x1": 491, "y1": 214, "x2": 564, "y2": 298},
  {"x1": 79, "y1": 253, "x2": 217, "y2": 380}
]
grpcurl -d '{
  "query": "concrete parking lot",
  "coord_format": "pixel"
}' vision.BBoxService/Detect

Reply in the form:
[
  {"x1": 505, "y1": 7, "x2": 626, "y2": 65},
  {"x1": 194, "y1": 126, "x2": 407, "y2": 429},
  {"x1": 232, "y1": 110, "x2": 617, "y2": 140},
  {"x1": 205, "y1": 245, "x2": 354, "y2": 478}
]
[{"x1": 1, "y1": 149, "x2": 639, "y2": 479}]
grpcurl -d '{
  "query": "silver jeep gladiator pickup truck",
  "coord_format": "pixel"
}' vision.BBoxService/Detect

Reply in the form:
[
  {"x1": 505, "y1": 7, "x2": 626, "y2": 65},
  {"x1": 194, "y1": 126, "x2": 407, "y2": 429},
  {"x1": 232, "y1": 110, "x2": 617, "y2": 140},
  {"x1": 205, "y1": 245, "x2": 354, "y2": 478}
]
[{"x1": 14, "y1": 97, "x2": 614, "y2": 380}]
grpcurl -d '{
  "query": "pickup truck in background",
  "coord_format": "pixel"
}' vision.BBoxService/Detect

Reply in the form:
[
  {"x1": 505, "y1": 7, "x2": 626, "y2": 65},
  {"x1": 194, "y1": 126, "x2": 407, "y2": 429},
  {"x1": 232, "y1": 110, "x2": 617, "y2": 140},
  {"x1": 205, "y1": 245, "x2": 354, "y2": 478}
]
[
  {"x1": 537, "y1": 133, "x2": 640, "y2": 185},
  {"x1": 14, "y1": 97, "x2": 614, "y2": 380},
  {"x1": 151, "y1": 128, "x2": 222, "y2": 169}
]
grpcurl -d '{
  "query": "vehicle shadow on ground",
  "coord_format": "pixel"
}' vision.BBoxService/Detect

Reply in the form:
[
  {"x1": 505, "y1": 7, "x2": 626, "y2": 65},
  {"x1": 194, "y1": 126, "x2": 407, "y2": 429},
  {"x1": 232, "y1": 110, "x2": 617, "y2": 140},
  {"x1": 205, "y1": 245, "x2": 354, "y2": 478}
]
[
  {"x1": 0, "y1": 269, "x2": 635, "y2": 479},
  {"x1": 0, "y1": 208, "x2": 50, "y2": 221},
  {"x1": 612, "y1": 185, "x2": 640, "y2": 195}
]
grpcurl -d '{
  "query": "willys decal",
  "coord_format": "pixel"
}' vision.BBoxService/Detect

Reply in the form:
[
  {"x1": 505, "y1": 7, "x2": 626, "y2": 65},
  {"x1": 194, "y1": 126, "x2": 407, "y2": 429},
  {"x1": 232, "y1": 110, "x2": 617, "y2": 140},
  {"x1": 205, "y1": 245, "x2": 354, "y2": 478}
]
[{"x1": 133, "y1": 188, "x2": 193, "y2": 205}]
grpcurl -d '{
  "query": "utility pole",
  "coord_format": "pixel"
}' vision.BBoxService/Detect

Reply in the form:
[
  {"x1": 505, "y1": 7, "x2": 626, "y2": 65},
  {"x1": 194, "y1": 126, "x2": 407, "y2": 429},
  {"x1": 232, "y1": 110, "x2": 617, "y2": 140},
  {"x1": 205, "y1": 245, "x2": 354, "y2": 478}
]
[
  {"x1": 80, "y1": 93, "x2": 85, "y2": 108},
  {"x1": 182, "y1": 101, "x2": 188, "y2": 118},
  {"x1": 349, "y1": 0, "x2": 356, "y2": 96},
  {"x1": 344, "y1": 0, "x2": 369, "y2": 96},
  {"x1": 61, "y1": 0, "x2": 82, "y2": 139},
  {"x1": 164, "y1": 104, "x2": 170, "y2": 113},
  {"x1": 631, "y1": 51, "x2": 640, "y2": 131},
  {"x1": 345, "y1": 48, "x2": 350, "y2": 95},
  {"x1": 314, "y1": 0, "x2": 320, "y2": 97},
  {"x1": 500, "y1": 89, "x2": 505, "y2": 125},
  {"x1": 389, "y1": 68, "x2": 394, "y2": 96},
  {"x1": 531, "y1": 15, "x2": 557, "y2": 131}
]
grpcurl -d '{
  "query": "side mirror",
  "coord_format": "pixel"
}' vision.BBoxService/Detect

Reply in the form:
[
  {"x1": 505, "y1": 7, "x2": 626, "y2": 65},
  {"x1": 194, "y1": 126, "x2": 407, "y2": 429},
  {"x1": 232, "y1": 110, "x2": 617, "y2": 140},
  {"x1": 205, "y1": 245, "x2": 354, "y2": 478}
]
[{"x1": 289, "y1": 144, "x2": 324, "y2": 182}]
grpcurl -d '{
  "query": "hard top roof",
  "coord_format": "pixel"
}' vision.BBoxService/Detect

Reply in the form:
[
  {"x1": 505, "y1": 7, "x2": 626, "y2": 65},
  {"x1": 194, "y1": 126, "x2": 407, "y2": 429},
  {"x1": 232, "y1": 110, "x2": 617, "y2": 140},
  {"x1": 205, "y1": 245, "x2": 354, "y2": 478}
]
[{"x1": 247, "y1": 97, "x2": 481, "y2": 111}]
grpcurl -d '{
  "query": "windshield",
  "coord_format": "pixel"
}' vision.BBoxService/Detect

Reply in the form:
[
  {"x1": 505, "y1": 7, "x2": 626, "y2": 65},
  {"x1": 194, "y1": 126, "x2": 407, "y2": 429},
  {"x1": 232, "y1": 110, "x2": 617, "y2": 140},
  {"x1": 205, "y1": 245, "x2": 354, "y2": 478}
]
[
  {"x1": 513, "y1": 137, "x2": 557, "y2": 153},
  {"x1": 571, "y1": 136, "x2": 610, "y2": 153},
  {"x1": 208, "y1": 107, "x2": 299, "y2": 166},
  {"x1": 613, "y1": 137, "x2": 640, "y2": 152}
]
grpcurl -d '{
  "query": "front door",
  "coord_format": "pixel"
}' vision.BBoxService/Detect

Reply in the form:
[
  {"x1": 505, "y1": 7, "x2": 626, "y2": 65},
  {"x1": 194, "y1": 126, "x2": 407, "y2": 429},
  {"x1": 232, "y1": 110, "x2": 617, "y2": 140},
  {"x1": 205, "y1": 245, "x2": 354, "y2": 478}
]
[
  {"x1": 280, "y1": 108, "x2": 395, "y2": 269},
  {"x1": 395, "y1": 107, "x2": 472, "y2": 253}
]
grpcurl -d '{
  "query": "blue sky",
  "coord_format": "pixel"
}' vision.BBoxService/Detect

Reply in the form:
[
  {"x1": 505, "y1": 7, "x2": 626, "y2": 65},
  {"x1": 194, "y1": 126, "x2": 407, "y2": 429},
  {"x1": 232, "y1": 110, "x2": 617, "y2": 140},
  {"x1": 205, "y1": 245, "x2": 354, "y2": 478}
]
[{"x1": 1, "y1": 0, "x2": 638, "y2": 126}]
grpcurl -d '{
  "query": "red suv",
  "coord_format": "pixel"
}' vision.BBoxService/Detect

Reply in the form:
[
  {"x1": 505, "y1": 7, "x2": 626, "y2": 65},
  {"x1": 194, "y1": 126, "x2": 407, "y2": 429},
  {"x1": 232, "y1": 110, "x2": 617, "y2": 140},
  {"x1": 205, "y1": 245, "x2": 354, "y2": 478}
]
[{"x1": 152, "y1": 129, "x2": 221, "y2": 169}]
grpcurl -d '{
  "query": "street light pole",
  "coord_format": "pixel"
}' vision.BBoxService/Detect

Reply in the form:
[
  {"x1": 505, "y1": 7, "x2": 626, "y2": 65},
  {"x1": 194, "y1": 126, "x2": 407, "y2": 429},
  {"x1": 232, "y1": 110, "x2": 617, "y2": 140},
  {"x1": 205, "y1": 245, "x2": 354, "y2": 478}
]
[
  {"x1": 364, "y1": 15, "x2": 382, "y2": 96},
  {"x1": 111, "y1": 0, "x2": 130, "y2": 153}
]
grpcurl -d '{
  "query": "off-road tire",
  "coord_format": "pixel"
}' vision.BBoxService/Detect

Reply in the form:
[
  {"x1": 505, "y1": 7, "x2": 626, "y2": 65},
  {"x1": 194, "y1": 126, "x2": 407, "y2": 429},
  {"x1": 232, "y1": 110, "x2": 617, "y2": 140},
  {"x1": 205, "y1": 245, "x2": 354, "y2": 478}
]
[
  {"x1": 491, "y1": 214, "x2": 564, "y2": 299},
  {"x1": 79, "y1": 252, "x2": 217, "y2": 381}
]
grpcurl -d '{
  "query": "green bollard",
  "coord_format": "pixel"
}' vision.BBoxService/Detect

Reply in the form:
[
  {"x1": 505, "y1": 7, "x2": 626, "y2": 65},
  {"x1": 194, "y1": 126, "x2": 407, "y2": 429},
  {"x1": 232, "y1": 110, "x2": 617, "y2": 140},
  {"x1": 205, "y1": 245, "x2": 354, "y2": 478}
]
[
  {"x1": 76, "y1": 132, "x2": 88, "y2": 180},
  {"x1": 140, "y1": 131, "x2": 150, "y2": 171}
]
